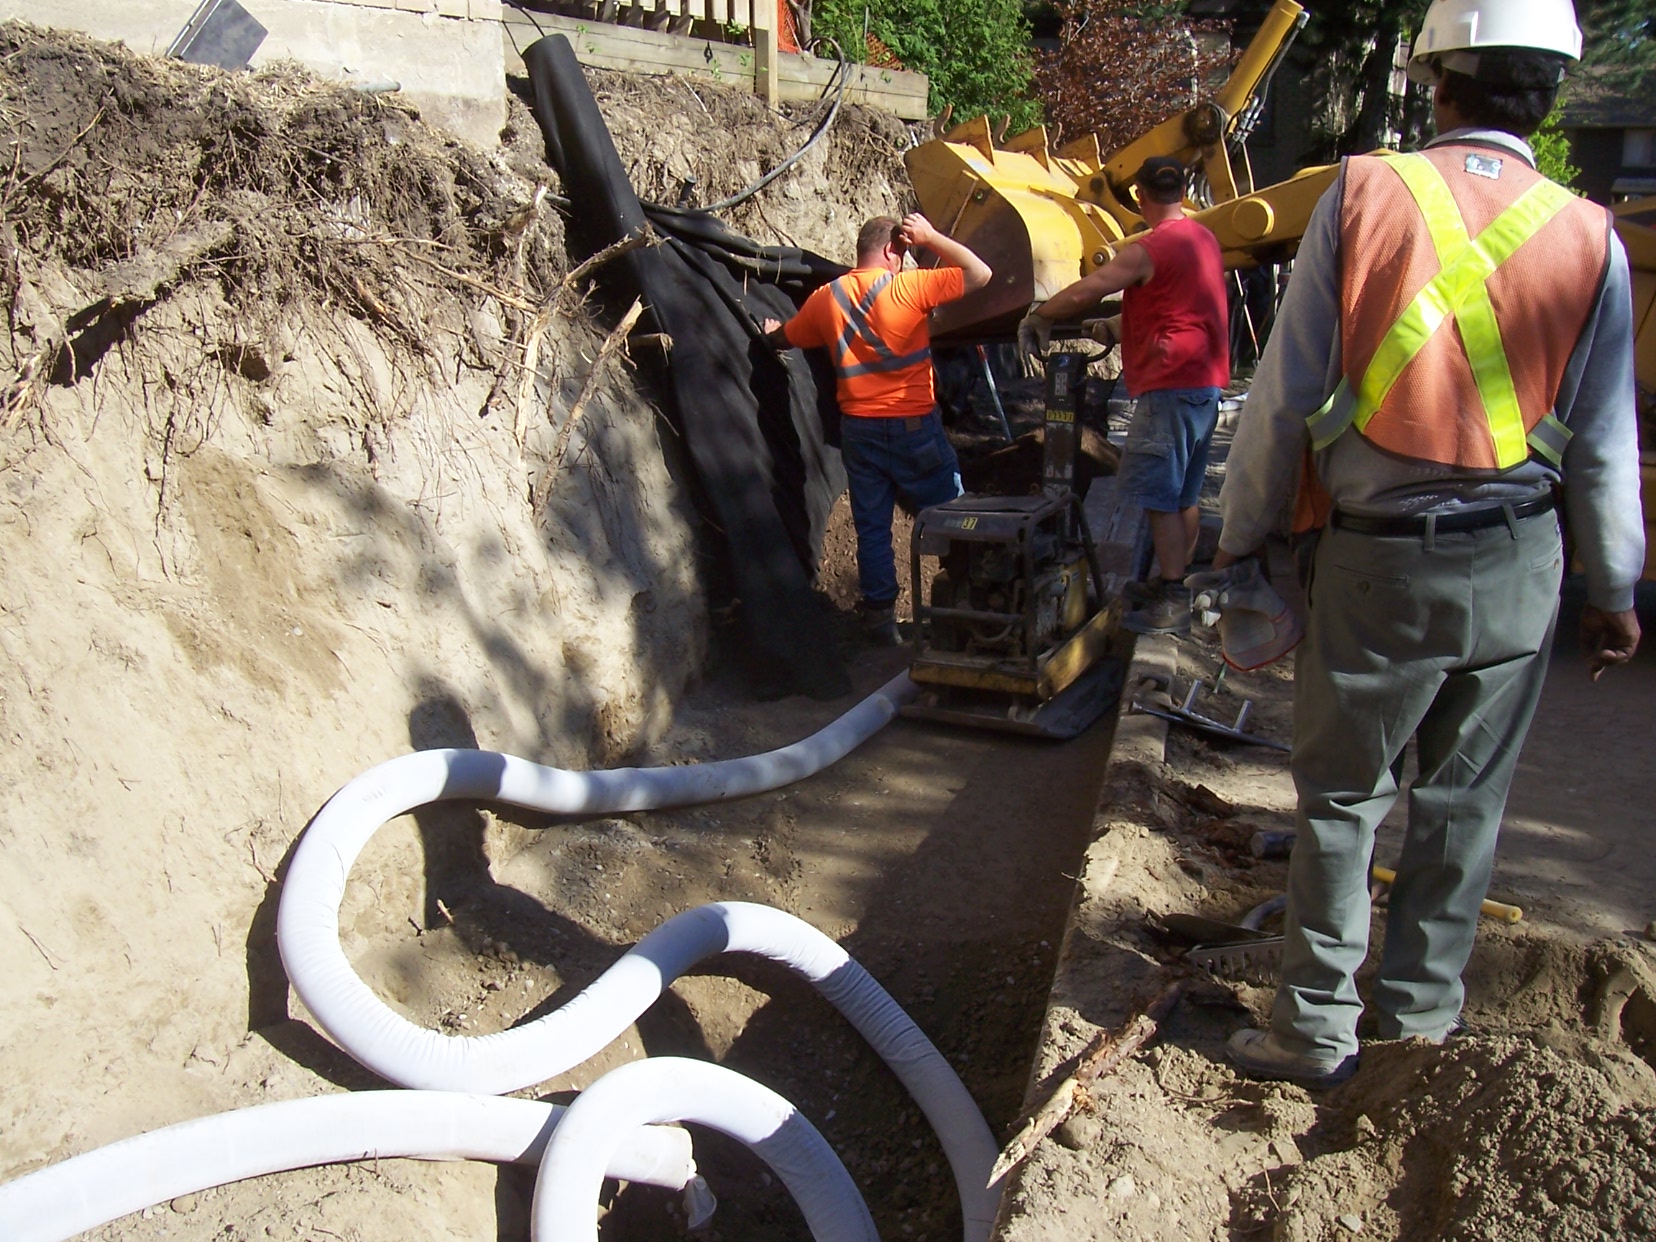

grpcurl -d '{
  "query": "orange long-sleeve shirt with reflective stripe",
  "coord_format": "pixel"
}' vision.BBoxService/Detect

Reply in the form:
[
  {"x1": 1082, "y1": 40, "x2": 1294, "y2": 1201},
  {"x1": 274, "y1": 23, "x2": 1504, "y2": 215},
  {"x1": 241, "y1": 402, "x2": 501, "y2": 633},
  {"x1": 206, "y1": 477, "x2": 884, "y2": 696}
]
[{"x1": 783, "y1": 266, "x2": 964, "y2": 417}]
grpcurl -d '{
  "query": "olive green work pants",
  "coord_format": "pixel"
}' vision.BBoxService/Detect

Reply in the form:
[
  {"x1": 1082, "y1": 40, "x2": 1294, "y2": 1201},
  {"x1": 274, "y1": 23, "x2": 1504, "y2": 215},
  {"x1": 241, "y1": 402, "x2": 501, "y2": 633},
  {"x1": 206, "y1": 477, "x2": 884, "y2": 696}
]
[{"x1": 1272, "y1": 510, "x2": 1564, "y2": 1061}]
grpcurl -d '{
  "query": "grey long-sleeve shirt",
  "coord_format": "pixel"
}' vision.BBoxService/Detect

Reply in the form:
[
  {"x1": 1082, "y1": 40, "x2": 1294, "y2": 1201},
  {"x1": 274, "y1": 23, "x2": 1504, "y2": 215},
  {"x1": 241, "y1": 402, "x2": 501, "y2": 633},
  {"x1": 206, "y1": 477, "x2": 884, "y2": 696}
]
[{"x1": 1218, "y1": 128, "x2": 1645, "y2": 612}]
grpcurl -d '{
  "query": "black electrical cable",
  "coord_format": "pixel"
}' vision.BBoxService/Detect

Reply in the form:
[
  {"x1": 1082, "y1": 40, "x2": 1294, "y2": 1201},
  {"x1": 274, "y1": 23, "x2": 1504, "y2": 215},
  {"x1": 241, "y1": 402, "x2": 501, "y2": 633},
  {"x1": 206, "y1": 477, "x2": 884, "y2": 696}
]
[{"x1": 698, "y1": 36, "x2": 851, "y2": 213}]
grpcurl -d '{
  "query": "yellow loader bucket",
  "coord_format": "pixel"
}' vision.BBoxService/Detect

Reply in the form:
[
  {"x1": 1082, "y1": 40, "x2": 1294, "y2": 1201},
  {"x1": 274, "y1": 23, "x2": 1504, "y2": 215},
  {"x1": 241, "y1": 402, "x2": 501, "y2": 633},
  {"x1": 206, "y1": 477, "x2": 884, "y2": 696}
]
[
  {"x1": 906, "y1": 113, "x2": 1337, "y2": 345},
  {"x1": 905, "y1": 120, "x2": 1133, "y2": 342}
]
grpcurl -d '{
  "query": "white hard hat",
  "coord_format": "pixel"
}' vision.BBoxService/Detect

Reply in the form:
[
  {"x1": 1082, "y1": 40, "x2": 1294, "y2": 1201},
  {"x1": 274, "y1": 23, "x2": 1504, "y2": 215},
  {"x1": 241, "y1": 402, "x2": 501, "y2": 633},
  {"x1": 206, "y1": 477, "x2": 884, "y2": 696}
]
[{"x1": 1407, "y1": 0, "x2": 1583, "y2": 85}]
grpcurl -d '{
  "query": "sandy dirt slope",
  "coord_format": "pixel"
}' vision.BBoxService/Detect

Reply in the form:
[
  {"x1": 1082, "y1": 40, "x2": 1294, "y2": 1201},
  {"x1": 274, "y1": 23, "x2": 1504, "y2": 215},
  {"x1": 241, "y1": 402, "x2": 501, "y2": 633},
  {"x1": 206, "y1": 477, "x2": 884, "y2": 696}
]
[
  {"x1": 0, "y1": 24, "x2": 1010, "y2": 1242},
  {"x1": 0, "y1": 34, "x2": 708, "y2": 1238}
]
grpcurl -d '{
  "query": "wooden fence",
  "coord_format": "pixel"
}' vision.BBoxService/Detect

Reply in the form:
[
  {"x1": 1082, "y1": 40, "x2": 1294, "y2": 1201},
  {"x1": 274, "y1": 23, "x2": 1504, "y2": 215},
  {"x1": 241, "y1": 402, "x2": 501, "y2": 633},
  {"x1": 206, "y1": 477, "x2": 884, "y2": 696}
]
[
  {"x1": 502, "y1": 2, "x2": 929, "y2": 118},
  {"x1": 510, "y1": 0, "x2": 780, "y2": 103}
]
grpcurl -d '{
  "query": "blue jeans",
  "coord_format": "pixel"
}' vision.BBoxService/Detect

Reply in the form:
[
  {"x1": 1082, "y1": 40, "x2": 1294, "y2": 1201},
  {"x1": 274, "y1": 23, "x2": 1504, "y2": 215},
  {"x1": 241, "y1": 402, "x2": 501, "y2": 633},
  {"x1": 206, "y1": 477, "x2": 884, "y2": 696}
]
[
  {"x1": 840, "y1": 410, "x2": 962, "y2": 608},
  {"x1": 1120, "y1": 386, "x2": 1221, "y2": 512}
]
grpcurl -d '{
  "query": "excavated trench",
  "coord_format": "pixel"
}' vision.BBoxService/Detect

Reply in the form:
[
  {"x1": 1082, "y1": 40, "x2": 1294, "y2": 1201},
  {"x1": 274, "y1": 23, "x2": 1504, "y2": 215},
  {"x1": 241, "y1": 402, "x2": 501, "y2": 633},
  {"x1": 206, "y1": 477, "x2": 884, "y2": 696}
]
[
  {"x1": 0, "y1": 25, "x2": 1134, "y2": 1239},
  {"x1": 332, "y1": 645, "x2": 1121, "y2": 1240}
]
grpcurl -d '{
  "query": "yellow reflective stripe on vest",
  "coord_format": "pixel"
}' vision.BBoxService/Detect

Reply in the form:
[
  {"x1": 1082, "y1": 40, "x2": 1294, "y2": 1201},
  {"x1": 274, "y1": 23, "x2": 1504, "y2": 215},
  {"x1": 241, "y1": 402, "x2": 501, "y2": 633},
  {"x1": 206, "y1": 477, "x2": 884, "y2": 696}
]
[
  {"x1": 1526, "y1": 411, "x2": 1572, "y2": 466},
  {"x1": 1317, "y1": 153, "x2": 1578, "y2": 469}
]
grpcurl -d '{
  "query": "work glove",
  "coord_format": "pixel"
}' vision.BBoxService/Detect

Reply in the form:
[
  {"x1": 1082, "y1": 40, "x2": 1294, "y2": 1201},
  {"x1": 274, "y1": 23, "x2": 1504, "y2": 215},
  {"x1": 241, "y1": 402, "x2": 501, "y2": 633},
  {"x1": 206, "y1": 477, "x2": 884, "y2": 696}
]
[
  {"x1": 1183, "y1": 565, "x2": 1236, "y2": 628},
  {"x1": 1184, "y1": 560, "x2": 1304, "y2": 671},
  {"x1": 1016, "y1": 307, "x2": 1052, "y2": 360},
  {"x1": 1082, "y1": 315, "x2": 1121, "y2": 349}
]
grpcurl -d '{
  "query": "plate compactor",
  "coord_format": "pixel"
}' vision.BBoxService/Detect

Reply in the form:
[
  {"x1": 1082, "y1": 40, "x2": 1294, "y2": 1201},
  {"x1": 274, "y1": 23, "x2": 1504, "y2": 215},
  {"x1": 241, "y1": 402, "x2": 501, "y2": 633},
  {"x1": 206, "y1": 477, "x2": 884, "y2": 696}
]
[{"x1": 901, "y1": 353, "x2": 1128, "y2": 739}]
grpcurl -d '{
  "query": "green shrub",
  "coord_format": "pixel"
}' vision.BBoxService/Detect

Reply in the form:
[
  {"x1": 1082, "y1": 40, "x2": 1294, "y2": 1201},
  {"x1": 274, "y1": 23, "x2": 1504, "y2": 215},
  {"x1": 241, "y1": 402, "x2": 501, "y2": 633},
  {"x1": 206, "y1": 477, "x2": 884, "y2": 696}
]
[{"x1": 812, "y1": 0, "x2": 1042, "y2": 129}]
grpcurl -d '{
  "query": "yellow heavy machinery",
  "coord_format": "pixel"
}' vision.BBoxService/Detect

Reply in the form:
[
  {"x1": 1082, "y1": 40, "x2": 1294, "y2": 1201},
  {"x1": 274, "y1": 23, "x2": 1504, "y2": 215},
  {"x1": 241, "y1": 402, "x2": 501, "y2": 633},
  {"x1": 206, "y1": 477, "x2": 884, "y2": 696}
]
[
  {"x1": 906, "y1": 0, "x2": 1332, "y2": 344},
  {"x1": 899, "y1": 351, "x2": 1123, "y2": 737},
  {"x1": 897, "y1": 0, "x2": 1656, "y2": 736},
  {"x1": 899, "y1": 0, "x2": 1322, "y2": 737}
]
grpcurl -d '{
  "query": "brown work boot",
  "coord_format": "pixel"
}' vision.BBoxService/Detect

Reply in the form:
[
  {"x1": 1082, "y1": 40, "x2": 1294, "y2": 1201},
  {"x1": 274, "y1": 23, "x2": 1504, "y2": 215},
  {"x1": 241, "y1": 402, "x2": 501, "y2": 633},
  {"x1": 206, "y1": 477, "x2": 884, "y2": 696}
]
[{"x1": 1226, "y1": 1029, "x2": 1358, "y2": 1089}]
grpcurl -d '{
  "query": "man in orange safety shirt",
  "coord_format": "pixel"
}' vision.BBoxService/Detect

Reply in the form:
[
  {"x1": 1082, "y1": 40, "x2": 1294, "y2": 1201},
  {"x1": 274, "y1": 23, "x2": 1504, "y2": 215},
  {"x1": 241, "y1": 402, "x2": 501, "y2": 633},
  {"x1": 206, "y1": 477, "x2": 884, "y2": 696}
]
[{"x1": 764, "y1": 213, "x2": 991, "y2": 645}]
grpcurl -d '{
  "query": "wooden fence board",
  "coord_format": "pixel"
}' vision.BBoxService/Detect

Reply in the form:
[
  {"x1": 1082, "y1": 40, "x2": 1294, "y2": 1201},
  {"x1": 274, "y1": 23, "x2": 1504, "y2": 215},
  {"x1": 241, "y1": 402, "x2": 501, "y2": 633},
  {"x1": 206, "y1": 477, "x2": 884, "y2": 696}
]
[{"x1": 500, "y1": 8, "x2": 928, "y2": 118}]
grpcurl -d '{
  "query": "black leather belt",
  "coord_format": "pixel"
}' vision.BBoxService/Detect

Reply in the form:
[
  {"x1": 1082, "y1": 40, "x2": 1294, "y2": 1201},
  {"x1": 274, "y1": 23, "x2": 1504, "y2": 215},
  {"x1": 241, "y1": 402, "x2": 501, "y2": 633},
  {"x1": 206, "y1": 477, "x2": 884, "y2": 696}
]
[{"x1": 1331, "y1": 494, "x2": 1555, "y2": 537}]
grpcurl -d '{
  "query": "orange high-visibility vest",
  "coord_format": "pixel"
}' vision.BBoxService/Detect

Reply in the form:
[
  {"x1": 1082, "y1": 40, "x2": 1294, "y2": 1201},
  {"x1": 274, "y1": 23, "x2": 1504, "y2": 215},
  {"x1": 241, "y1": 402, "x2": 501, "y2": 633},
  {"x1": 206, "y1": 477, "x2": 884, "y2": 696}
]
[
  {"x1": 1306, "y1": 144, "x2": 1611, "y2": 471},
  {"x1": 784, "y1": 266, "x2": 960, "y2": 417}
]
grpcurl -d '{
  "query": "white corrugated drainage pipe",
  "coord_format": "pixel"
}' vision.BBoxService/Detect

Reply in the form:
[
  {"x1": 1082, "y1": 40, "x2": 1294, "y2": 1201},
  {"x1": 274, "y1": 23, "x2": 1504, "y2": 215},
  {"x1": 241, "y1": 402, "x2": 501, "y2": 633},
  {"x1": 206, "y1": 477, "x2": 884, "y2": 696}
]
[
  {"x1": 0, "y1": 1092, "x2": 693, "y2": 1242},
  {"x1": 533, "y1": 1058, "x2": 877, "y2": 1242},
  {"x1": 278, "y1": 671, "x2": 917, "y2": 1094},
  {"x1": 278, "y1": 669, "x2": 1002, "y2": 1240}
]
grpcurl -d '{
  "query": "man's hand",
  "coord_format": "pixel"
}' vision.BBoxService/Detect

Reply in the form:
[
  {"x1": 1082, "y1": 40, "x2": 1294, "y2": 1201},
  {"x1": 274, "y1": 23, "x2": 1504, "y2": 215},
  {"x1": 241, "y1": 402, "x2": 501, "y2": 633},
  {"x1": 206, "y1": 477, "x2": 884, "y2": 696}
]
[
  {"x1": 898, "y1": 212, "x2": 937, "y2": 251},
  {"x1": 1582, "y1": 604, "x2": 1640, "y2": 681},
  {"x1": 1017, "y1": 306, "x2": 1052, "y2": 360},
  {"x1": 1082, "y1": 315, "x2": 1120, "y2": 349},
  {"x1": 760, "y1": 316, "x2": 791, "y2": 350}
]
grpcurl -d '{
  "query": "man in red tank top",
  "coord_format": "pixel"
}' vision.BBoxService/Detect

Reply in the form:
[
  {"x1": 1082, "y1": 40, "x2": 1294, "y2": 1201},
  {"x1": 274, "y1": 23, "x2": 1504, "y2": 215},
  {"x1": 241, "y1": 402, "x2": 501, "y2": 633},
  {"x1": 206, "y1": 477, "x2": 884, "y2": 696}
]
[{"x1": 1019, "y1": 157, "x2": 1231, "y2": 635}]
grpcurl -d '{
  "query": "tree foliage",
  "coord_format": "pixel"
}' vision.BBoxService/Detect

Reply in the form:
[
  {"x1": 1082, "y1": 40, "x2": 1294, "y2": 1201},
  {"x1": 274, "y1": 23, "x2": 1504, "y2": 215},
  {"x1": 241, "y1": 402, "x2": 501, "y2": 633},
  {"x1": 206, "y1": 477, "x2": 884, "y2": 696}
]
[
  {"x1": 1531, "y1": 104, "x2": 1581, "y2": 187},
  {"x1": 811, "y1": 0, "x2": 1042, "y2": 130},
  {"x1": 1289, "y1": 0, "x2": 1432, "y2": 160},
  {"x1": 1031, "y1": 0, "x2": 1234, "y2": 152},
  {"x1": 1575, "y1": 0, "x2": 1656, "y2": 96}
]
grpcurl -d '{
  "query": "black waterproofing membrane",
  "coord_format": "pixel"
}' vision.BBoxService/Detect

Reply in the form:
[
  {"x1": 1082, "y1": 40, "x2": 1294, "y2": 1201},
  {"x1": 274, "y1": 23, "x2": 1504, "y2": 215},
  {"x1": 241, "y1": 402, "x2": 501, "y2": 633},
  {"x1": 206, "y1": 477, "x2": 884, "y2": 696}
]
[{"x1": 524, "y1": 35, "x2": 851, "y2": 700}]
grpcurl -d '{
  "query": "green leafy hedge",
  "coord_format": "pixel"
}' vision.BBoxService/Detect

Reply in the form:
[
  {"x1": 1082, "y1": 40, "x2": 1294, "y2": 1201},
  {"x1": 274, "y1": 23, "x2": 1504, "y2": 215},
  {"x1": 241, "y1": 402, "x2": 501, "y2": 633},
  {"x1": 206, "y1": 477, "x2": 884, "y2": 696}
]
[{"x1": 811, "y1": 0, "x2": 1042, "y2": 129}]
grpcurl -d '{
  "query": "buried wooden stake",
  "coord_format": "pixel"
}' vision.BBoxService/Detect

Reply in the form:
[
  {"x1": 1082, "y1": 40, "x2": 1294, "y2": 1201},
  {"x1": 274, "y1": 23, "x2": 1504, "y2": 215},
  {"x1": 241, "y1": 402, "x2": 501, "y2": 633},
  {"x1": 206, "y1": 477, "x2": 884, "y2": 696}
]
[{"x1": 988, "y1": 980, "x2": 1183, "y2": 1187}]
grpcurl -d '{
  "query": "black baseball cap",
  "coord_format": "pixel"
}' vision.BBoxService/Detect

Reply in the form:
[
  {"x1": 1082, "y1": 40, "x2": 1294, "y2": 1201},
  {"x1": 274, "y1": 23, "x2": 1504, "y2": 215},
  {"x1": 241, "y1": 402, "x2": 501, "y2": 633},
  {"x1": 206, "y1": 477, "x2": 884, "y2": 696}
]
[{"x1": 1134, "y1": 156, "x2": 1187, "y2": 198}]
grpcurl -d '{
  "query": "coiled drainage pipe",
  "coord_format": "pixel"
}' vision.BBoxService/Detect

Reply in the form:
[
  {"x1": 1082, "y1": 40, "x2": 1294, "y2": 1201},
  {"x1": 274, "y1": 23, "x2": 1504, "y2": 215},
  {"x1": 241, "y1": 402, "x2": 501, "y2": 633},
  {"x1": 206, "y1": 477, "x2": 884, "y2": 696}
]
[
  {"x1": 279, "y1": 669, "x2": 1000, "y2": 1239},
  {"x1": 4, "y1": 671, "x2": 1003, "y2": 1241},
  {"x1": 0, "y1": 1092, "x2": 694, "y2": 1242},
  {"x1": 534, "y1": 1058, "x2": 877, "y2": 1242}
]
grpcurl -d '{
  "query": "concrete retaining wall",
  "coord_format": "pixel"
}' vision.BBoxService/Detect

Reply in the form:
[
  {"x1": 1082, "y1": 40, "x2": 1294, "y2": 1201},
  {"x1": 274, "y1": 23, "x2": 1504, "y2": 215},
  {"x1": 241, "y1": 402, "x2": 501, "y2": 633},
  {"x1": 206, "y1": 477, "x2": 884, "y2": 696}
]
[{"x1": 0, "y1": 0, "x2": 507, "y2": 146}]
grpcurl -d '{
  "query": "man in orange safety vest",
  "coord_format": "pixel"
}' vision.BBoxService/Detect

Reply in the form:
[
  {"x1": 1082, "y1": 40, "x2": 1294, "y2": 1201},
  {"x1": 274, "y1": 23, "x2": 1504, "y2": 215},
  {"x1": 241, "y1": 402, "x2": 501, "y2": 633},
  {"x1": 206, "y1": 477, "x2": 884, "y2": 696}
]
[
  {"x1": 1215, "y1": 0, "x2": 1643, "y2": 1088},
  {"x1": 764, "y1": 214, "x2": 990, "y2": 645}
]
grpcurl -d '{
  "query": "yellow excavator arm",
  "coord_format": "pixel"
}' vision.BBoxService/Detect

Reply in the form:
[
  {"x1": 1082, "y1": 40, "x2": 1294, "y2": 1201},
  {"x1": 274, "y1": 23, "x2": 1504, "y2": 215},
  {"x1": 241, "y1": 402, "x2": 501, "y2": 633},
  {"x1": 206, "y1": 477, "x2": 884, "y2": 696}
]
[{"x1": 905, "y1": 0, "x2": 1325, "y2": 342}]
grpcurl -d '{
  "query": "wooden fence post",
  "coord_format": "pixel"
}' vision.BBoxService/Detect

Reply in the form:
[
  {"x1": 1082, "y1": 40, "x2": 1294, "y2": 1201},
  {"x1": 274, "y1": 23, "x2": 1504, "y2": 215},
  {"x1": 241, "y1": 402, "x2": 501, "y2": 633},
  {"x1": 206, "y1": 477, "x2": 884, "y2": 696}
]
[{"x1": 752, "y1": 0, "x2": 779, "y2": 106}]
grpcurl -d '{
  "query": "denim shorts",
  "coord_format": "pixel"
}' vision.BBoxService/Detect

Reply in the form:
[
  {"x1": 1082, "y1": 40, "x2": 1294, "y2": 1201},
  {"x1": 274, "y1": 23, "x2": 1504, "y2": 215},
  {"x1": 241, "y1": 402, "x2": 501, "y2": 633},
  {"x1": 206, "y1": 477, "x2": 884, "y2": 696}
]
[{"x1": 1119, "y1": 386, "x2": 1221, "y2": 512}]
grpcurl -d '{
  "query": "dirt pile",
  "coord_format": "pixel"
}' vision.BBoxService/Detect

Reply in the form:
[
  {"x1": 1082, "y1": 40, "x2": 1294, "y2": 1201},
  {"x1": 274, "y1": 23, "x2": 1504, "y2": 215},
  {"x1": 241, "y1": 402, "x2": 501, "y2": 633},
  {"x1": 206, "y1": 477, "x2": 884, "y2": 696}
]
[
  {"x1": 1234, "y1": 1031, "x2": 1656, "y2": 1240},
  {"x1": 0, "y1": 22, "x2": 911, "y2": 1239}
]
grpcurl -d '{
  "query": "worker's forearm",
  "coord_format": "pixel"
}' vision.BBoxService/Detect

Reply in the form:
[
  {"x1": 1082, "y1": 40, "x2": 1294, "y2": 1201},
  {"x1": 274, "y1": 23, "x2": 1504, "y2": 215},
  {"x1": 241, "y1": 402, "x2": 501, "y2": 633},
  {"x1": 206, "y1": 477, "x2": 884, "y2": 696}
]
[
  {"x1": 923, "y1": 232, "x2": 991, "y2": 290},
  {"x1": 1035, "y1": 247, "x2": 1146, "y2": 322},
  {"x1": 1038, "y1": 278, "x2": 1120, "y2": 323}
]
